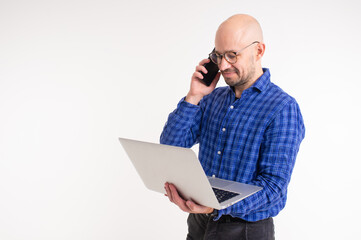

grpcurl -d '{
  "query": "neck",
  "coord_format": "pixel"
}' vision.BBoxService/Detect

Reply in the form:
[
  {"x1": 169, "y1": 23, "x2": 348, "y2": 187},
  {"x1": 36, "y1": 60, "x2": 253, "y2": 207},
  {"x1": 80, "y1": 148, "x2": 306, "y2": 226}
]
[{"x1": 233, "y1": 67, "x2": 263, "y2": 98}]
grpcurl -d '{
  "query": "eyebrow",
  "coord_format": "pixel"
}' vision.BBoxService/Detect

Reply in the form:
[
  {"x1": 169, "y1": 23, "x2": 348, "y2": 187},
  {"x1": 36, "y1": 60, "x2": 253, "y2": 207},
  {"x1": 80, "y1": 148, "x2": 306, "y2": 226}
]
[
  {"x1": 215, "y1": 41, "x2": 260, "y2": 55},
  {"x1": 215, "y1": 49, "x2": 237, "y2": 54}
]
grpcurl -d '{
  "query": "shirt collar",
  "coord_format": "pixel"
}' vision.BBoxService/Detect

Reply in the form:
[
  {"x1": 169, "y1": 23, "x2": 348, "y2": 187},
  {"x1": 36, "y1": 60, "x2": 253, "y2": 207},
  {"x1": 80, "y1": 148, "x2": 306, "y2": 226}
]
[
  {"x1": 251, "y1": 68, "x2": 270, "y2": 92},
  {"x1": 228, "y1": 68, "x2": 270, "y2": 95}
]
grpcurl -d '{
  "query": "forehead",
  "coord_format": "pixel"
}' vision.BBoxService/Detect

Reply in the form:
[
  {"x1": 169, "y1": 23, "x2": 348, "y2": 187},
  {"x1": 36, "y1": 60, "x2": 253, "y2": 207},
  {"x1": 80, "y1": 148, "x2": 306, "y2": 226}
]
[{"x1": 215, "y1": 27, "x2": 245, "y2": 53}]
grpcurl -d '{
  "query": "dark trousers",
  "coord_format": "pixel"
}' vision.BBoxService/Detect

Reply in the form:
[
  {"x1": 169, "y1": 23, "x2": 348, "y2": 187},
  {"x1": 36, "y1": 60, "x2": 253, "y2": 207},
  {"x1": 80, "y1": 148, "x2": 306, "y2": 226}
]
[{"x1": 186, "y1": 213, "x2": 275, "y2": 240}]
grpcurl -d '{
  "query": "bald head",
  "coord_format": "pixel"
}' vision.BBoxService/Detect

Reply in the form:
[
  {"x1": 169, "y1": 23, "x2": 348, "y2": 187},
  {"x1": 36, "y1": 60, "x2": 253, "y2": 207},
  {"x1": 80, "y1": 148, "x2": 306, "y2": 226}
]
[
  {"x1": 215, "y1": 14, "x2": 263, "y2": 52},
  {"x1": 214, "y1": 14, "x2": 266, "y2": 96}
]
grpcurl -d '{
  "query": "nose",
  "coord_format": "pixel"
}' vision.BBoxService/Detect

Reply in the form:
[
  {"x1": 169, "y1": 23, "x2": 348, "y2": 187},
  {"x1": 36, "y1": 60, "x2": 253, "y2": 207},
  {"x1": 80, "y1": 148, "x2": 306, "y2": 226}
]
[{"x1": 218, "y1": 57, "x2": 231, "y2": 71}]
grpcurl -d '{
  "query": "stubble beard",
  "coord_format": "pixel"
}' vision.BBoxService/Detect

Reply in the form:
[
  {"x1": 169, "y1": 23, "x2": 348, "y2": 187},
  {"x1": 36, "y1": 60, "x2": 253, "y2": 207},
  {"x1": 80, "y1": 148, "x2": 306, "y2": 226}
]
[
  {"x1": 222, "y1": 54, "x2": 256, "y2": 88},
  {"x1": 223, "y1": 62, "x2": 256, "y2": 88}
]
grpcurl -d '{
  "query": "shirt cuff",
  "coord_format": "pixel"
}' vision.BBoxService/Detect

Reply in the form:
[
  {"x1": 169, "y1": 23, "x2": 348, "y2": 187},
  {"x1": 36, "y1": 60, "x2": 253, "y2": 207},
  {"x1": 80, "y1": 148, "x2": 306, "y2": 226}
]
[{"x1": 174, "y1": 97, "x2": 201, "y2": 119}]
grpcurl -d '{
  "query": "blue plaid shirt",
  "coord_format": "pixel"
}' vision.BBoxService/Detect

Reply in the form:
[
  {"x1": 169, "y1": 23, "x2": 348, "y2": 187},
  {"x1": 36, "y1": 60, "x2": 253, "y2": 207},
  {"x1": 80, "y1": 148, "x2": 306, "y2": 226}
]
[{"x1": 160, "y1": 68, "x2": 305, "y2": 221}]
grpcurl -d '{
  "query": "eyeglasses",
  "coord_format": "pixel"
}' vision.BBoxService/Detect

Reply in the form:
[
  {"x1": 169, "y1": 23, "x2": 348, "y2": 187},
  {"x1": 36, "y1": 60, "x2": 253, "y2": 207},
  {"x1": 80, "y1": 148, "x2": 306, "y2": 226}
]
[{"x1": 209, "y1": 41, "x2": 260, "y2": 64}]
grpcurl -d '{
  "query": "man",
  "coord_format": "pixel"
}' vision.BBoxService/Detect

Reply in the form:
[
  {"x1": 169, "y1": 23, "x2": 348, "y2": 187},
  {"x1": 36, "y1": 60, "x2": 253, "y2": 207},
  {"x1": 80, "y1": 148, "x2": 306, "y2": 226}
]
[{"x1": 160, "y1": 14, "x2": 305, "y2": 240}]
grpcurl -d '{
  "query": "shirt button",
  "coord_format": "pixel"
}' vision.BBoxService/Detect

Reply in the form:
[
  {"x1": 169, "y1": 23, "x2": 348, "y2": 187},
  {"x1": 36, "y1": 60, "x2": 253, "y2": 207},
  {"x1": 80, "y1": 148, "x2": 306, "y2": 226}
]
[
  {"x1": 230, "y1": 105, "x2": 234, "y2": 109},
  {"x1": 217, "y1": 151, "x2": 221, "y2": 155},
  {"x1": 222, "y1": 128, "x2": 226, "y2": 132}
]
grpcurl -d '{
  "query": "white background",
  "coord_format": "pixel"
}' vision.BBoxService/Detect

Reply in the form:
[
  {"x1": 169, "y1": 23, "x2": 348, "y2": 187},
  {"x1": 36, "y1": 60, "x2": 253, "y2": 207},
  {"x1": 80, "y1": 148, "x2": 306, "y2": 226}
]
[{"x1": 1, "y1": 0, "x2": 361, "y2": 239}]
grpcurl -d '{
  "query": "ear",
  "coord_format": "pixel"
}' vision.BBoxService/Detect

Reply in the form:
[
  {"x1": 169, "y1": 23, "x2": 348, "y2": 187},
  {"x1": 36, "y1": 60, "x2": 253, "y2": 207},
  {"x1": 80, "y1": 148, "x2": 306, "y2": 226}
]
[{"x1": 256, "y1": 42, "x2": 265, "y2": 61}]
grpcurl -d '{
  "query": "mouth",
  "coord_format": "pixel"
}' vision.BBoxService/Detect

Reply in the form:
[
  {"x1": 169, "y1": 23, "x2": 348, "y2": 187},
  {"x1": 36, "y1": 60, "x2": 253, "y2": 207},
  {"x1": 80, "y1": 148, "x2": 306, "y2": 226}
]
[{"x1": 221, "y1": 70, "x2": 237, "y2": 78}]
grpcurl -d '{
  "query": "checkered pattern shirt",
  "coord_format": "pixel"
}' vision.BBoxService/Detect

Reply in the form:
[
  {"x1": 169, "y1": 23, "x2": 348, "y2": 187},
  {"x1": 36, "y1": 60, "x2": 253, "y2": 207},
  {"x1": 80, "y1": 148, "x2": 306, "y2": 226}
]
[{"x1": 160, "y1": 68, "x2": 305, "y2": 221}]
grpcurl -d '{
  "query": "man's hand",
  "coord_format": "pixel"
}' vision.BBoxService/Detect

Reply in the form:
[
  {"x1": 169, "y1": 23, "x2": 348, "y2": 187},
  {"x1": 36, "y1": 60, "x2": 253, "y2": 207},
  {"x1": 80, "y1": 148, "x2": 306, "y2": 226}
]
[
  {"x1": 164, "y1": 182, "x2": 214, "y2": 214},
  {"x1": 185, "y1": 58, "x2": 221, "y2": 105}
]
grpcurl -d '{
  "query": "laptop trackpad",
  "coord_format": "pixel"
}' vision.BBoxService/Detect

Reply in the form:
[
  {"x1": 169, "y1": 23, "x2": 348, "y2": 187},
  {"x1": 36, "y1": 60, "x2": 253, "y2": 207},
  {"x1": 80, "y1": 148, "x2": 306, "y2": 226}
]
[{"x1": 208, "y1": 177, "x2": 232, "y2": 189}]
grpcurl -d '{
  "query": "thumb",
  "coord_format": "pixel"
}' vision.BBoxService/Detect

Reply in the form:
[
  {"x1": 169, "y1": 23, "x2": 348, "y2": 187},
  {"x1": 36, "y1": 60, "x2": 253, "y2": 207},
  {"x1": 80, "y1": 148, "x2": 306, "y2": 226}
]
[
  {"x1": 186, "y1": 201, "x2": 194, "y2": 211},
  {"x1": 210, "y1": 72, "x2": 221, "y2": 88}
]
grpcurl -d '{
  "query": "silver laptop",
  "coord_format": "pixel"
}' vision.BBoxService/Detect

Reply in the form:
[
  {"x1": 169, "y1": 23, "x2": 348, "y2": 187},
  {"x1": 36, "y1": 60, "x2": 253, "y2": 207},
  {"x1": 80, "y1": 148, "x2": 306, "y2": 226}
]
[{"x1": 119, "y1": 137, "x2": 262, "y2": 210}]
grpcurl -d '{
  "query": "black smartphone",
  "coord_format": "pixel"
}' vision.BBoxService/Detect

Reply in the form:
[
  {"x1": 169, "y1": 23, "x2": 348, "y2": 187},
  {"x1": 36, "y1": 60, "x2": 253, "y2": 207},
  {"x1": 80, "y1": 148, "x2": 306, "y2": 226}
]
[{"x1": 200, "y1": 50, "x2": 219, "y2": 86}]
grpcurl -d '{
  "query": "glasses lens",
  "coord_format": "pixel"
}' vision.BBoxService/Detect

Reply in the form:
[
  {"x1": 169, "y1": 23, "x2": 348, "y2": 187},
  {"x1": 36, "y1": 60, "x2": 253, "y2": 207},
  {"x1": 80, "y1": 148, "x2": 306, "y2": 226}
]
[
  {"x1": 225, "y1": 52, "x2": 237, "y2": 64},
  {"x1": 209, "y1": 53, "x2": 219, "y2": 64}
]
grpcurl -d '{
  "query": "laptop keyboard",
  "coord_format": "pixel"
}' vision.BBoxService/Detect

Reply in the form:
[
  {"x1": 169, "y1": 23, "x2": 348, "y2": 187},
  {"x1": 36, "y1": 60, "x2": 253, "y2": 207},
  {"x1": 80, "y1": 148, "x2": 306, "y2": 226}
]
[{"x1": 212, "y1": 188, "x2": 240, "y2": 203}]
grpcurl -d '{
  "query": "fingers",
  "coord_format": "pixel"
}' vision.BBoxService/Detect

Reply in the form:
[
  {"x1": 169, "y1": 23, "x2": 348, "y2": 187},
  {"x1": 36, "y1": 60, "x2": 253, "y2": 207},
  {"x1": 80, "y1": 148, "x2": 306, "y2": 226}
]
[
  {"x1": 192, "y1": 71, "x2": 204, "y2": 81},
  {"x1": 165, "y1": 182, "x2": 185, "y2": 208},
  {"x1": 187, "y1": 58, "x2": 219, "y2": 106},
  {"x1": 210, "y1": 72, "x2": 221, "y2": 88},
  {"x1": 195, "y1": 58, "x2": 211, "y2": 76},
  {"x1": 164, "y1": 182, "x2": 173, "y2": 203},
  {"x1": 168, "y1": 184, "x2": 189, "y2": 211},
  {"x1": 195, "y1": 65, "x2": 207, "y2": 76},
  {"x1": 164, "y1": 183, "x2": 214, "y2": 214},
  {"x1": 186, "y1": 200, "x2": 214, "y2": 214},
  {"x1": 165, "y1": 183, "x2": 191, "y2": 212},
  {"x1": 199, "y1": 58, "x2": 210, "y2": 66}
]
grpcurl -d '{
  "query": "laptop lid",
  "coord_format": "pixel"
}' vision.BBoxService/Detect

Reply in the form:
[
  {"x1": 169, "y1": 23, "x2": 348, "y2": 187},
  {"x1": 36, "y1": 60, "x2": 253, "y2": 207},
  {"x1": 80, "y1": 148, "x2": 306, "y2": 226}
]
[{"x1": 119, "y1": 137, "x2": 262, "y2": 210}]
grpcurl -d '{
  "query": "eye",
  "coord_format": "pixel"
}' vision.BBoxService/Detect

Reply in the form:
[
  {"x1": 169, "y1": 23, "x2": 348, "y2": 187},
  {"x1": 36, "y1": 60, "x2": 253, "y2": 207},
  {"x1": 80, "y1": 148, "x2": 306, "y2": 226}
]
[
  {"x1": 225, "y1": 52, "x2": 237, "y2": 60},
  {"x1": 225, "y1": 52, "x2": 237, "y2": 61}
]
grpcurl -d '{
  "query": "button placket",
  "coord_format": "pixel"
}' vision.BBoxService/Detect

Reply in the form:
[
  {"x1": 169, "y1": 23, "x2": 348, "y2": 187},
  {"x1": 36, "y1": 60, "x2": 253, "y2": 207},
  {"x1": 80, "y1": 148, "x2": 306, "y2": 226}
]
[{"x1": 213, "y1": 103, "x2": 235, "y2": 174}]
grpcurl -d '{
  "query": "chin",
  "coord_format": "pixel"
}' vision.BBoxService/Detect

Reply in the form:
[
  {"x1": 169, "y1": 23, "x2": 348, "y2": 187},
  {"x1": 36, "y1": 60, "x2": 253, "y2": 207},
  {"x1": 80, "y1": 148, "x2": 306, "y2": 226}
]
[
  {"x1": 225, "y1": 77, "x2": 243, "y2": 87},
  {"x1": 224, "y1": 79, "x2": 235, "y2": 86}
]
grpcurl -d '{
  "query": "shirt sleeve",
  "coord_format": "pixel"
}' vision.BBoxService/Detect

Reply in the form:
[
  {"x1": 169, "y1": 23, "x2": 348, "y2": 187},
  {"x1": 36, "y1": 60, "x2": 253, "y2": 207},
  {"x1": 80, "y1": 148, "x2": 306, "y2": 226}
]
[
  {"x1": 160, "y1": 98, "x2": 204, "y2": 148},
  {"x1": 217, "y1": 100, "x2": 305, "y2": 218}
]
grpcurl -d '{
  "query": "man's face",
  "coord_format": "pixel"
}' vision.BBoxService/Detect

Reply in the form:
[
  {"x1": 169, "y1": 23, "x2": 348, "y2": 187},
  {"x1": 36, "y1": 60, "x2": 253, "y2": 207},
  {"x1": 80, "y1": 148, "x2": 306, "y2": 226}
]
[
  {"x1": 215, "y1": 32, "x2": 257, "y2": 88},
  {"x1": 219, "y1": 51, "x2": 256, "y2": 88}
]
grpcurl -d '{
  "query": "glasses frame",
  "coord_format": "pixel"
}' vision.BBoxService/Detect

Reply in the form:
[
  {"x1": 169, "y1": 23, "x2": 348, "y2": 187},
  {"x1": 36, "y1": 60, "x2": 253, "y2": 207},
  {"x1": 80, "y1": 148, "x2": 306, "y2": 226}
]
[{"x1": 209, "y1": 41, "x2": 260, "y2": 64}]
